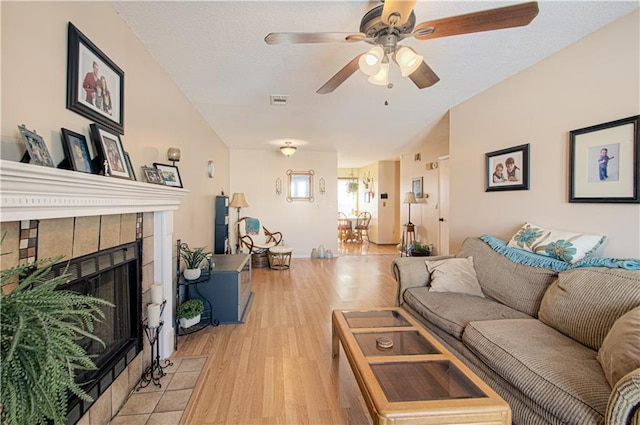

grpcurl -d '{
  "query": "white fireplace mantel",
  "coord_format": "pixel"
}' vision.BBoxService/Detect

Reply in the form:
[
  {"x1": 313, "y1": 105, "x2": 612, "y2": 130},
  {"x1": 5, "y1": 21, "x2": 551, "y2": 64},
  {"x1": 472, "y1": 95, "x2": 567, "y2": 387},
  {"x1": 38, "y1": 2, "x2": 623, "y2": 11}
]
[
  {"x1": 0, "y1": 159, "x2": 188, "y2": 222},
  {"x1": 1, "y1": 159, "x2": 188, "y2": 358}
]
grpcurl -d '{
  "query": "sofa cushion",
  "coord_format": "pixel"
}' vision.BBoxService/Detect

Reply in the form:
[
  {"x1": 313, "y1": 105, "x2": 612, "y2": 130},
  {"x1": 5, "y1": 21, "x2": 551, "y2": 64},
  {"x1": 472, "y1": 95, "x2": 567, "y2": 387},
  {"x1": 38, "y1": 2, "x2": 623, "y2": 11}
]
[
  {"x1": 507, "y1": 222, "x2": 605, "y2": 264},
  {"x1": 456, "y1": 237, "x2": 558, "y2": 317},
  {"x1": 425, "y1": 256, "x2": 484, "y2": 297},
  {"x1": 597, "y1": 306, "x2": 640, "y2": 387},
  {"x1": 403, "y1": 288, "x2": 530, "y2": 340},
  {"x1": 539, "y1": 267, "x2": 640, "y2": 350},
  {"x1": 463, "y1": 319, "x2": 611, "y2": 424}
]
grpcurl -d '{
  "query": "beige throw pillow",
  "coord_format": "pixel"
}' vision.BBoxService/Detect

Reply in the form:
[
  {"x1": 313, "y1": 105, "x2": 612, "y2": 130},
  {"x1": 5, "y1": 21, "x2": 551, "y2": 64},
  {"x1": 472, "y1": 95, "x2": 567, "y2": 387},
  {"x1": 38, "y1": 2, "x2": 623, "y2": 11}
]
[
  {"x1": 426, "y1": 256, "x2": 484, "y2": 298},
  {"x1": 597, "y1": 306, "x2": 640, "y2": 387}
]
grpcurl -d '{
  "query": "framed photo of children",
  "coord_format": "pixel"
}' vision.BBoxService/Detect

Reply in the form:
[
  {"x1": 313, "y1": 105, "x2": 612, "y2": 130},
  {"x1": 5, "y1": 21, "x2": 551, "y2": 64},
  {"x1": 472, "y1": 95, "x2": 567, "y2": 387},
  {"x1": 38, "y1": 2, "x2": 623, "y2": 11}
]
[
  {"x1": 89, "y1": 123, "x2": 131, "y2": 179},
  {"x1": 67, "y1": 22, "x2": 124, "y2": 135},
  {"x1": 61, "y1": 128, "x2": 95, "y2": 174},
  {"x1": 485, "y1": 143, "x2": 530, "y2": 192},
  {"x1": 569, "y1": 115, "x2": 639, "y2": 203}
]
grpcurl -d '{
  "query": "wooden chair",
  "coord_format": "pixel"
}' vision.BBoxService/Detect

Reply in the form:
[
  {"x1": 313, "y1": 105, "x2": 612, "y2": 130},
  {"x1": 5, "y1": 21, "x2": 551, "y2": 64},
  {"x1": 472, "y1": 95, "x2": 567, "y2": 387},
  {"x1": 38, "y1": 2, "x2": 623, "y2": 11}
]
[
  {"x1": 237, "y1": 217, "x2": 283, "y2": 254},
  {"x1": 338, "y1": 212, "x2": 353, "y2": 242},
  {"x1": 353, "y1": 211, "x2": 371, "y2": 243}
]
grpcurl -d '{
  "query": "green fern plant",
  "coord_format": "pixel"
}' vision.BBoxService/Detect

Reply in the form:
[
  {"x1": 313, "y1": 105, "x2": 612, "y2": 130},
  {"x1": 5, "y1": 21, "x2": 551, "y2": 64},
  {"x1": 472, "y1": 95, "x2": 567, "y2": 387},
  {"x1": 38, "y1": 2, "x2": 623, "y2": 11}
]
[{"x1": 0, "y1": 256, "x2": 113, "y2": 425}]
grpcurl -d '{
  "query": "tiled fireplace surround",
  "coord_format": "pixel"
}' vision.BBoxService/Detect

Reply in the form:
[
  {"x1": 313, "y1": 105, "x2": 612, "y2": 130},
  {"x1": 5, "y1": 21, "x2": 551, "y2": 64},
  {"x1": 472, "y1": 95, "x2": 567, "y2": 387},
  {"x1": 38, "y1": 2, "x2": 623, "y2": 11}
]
[{"x1": 0, "y1": 159, "x2": 188, "y2": 425}]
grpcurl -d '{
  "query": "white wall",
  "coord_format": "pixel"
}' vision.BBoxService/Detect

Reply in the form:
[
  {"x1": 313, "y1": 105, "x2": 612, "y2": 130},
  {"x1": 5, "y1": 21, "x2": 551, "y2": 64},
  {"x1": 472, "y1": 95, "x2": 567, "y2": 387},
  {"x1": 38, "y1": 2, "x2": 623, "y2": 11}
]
[
  {"x1": 399, "y1": 113, "x2": 450, "y2": 248},
  {"x1": 1, "y1": 2, "x2": 229, "y2": 250},
  {"x1": 230, "y1": 149, "x2": 337, "y2": 257},
  {"x1": 448, "y1": 10, "x2": 640, "y2": 257},
  {"x1": 377, "y1": 160, "x2": 401, "y2": 244}
]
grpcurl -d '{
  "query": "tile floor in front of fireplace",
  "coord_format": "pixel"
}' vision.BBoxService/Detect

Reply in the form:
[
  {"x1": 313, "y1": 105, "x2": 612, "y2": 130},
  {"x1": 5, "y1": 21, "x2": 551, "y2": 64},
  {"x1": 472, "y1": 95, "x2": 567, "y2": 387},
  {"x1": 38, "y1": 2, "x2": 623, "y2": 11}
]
[{"x1": 110, "y1": 357, "x2": 207, "y2": 425}]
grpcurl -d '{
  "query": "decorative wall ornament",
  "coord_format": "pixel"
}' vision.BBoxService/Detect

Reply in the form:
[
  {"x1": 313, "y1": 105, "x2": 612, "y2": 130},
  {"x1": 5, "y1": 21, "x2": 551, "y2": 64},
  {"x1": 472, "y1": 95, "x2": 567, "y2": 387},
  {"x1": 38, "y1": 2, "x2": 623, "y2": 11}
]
[
  {"x1": 319, "y1": 178, "x2": 326, "y2": 194},
  {"x1": 275, "y1": 177, "x2": 282, "y2": 195},
  {"x1": 286, "y1": 169, "x2": 314, "y2": 202}
]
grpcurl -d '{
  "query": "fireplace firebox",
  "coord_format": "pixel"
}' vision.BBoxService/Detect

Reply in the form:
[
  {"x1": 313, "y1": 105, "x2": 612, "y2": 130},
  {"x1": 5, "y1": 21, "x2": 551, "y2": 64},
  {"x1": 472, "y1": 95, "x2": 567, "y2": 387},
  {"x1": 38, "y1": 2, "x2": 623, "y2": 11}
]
[{"x1": 48, "y1": 241, "x2": 143, "y2": 424}]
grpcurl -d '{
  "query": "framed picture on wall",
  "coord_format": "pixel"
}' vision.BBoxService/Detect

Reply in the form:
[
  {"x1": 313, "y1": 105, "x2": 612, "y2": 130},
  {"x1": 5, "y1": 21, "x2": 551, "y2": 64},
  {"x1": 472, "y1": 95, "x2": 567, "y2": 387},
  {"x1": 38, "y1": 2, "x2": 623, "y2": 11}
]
[
  {"x1": 569, "y1": 115, "x2": 639, "y2": 203},
  {"x1": 411, "y1": 177, "x2": 423, "y2": 198},
  {"x1": 485, "y1": 143, "x2": 530, "y2": 192},
  {"x1": 67, "y1": 22, "x2": 124, "y2": 135}
]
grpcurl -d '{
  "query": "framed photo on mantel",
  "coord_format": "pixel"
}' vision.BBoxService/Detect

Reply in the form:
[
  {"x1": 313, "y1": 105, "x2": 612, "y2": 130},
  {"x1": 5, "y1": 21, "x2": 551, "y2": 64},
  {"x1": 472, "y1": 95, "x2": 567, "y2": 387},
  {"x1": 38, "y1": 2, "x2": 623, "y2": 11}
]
[{"x1": 89, "y1": 123, "x2": 131, "y2": 179}]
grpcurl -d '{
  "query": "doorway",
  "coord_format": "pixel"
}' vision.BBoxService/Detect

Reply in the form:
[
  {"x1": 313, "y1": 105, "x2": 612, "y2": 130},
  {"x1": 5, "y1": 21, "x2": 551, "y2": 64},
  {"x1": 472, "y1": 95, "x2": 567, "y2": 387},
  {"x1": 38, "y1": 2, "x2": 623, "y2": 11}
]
[{"x1": 437, "y1": 155, "x2": 450, "y2": 255}]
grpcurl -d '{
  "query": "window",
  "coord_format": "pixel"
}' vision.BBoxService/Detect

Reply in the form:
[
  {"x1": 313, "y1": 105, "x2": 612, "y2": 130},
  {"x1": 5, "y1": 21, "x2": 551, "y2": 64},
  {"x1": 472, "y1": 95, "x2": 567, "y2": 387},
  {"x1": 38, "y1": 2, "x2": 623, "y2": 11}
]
[{"x1": 338, "y1": 178, "x2": 358, "y2": 216}]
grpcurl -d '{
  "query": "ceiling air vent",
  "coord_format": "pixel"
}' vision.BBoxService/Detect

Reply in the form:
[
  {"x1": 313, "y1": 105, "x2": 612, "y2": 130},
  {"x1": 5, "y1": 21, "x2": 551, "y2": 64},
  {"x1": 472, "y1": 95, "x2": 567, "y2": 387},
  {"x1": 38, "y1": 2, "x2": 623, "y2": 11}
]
[{"x1": 270, "y1": 95, "x2": 289, "y2": 106}]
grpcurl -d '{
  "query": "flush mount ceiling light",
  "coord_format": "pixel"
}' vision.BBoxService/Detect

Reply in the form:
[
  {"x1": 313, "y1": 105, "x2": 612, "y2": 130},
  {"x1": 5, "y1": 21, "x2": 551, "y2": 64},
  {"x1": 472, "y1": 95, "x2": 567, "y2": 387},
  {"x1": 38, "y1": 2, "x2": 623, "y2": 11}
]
[{"x1": 280, "y1": 141, "x2": 297, "y2": 157}]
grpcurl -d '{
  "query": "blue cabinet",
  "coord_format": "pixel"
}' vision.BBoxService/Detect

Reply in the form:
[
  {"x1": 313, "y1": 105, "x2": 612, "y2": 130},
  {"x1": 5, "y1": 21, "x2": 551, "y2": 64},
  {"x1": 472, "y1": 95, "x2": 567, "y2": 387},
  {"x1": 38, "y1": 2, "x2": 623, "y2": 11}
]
[
  {"x1": 193, "y1": 254, "x2": 253, "y2": 324},
  {"x1": 214, "y1": 196, "x2": 229, "y2": 254}
]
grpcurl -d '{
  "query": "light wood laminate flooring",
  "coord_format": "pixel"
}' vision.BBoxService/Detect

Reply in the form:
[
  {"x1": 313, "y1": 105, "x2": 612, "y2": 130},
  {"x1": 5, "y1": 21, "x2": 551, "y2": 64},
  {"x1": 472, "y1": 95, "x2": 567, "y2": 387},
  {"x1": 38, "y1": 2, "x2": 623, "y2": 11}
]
[{"x1": 175, "y1": 245, "x2": 399, "y2": 424}]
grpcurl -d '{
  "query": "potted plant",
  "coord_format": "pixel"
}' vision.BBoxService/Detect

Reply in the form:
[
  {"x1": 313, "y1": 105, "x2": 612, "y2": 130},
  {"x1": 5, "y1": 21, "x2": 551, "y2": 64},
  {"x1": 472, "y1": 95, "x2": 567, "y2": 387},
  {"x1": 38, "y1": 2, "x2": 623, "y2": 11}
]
[
  {"x1": 177, "y1": 299, "x2": 205, "y2": 328},
  {"x1": 347, "y1": 180, "x2": 359, "y2": 194},
  {"x1": 180, "y1": 244, "x2": 211, "y2": 280},
  {"x1": 408, "y1": 241, "x2": 432, "y2": 257},
  {"x1": 1, "y1": 255, "x2": 112, "y2": 425}
]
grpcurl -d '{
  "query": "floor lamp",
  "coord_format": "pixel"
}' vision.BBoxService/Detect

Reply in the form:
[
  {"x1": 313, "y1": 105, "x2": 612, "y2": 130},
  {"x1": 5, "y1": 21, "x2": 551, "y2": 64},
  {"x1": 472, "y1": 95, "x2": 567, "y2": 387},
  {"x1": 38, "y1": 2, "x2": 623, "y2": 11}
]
[
  {"x1": 402, "y1": 192, "x2": 417, "y2": 256},
  {"x1": 229, "y1": 193, "x2": 249, "y2": 254}
]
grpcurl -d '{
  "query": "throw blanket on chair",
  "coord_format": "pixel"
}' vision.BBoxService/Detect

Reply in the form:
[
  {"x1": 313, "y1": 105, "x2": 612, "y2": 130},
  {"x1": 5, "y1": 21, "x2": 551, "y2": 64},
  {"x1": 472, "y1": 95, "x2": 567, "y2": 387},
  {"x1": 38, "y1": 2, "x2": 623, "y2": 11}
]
[{"x1": 245, "y1": 218, "x2": 260, "y2": 235}]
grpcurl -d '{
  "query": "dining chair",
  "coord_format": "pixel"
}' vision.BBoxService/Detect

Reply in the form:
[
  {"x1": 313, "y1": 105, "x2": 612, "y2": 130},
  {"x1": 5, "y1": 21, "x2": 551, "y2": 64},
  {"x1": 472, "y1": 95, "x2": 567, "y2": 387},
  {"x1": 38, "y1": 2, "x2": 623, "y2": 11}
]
[
  {"x1": 337, "y1": 212, "x2": 353, "y2": 242},
  {"x1": 353, "y1": 211, "x2": 371, "y2": 243}
]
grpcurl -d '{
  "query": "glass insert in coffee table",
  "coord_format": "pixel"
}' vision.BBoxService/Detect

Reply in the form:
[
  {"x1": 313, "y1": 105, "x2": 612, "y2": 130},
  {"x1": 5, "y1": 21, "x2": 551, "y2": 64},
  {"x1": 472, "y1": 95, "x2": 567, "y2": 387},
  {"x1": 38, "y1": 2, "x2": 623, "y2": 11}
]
[{"x1": 342, "y1": 309, "x2": 410, "y2": 328}]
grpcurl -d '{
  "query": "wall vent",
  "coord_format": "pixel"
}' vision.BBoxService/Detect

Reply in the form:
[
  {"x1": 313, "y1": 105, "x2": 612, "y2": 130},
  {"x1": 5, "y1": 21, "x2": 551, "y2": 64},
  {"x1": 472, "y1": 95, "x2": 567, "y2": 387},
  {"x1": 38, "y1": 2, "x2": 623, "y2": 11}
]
[{"x1": 270, "y1": 95, "x2": 289, "y2": 106}]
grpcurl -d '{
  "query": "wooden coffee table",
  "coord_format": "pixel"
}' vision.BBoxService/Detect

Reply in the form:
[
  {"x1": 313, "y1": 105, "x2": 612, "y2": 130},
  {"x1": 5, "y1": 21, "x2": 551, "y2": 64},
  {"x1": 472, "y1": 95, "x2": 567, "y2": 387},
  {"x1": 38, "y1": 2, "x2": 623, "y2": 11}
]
[{"x1": 332, "y1": 307, "x2": 511, "y2": 425}]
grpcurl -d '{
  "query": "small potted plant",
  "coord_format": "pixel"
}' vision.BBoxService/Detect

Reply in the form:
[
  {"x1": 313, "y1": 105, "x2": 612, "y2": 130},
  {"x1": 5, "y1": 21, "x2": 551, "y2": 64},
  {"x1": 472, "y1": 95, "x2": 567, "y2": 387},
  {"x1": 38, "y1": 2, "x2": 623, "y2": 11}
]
[
  {"x1": 177, "y1": 299, "x2": 205, "y2": 328},
  {"x1": 408, "y1": 241, "x2": 432, "y2": 257},
  {"x1": 347, "y1": 180, "x2": 359, "y2": 194},
  {"x1": 180, "y1": 244, "x2": 211, "y2": 280}
]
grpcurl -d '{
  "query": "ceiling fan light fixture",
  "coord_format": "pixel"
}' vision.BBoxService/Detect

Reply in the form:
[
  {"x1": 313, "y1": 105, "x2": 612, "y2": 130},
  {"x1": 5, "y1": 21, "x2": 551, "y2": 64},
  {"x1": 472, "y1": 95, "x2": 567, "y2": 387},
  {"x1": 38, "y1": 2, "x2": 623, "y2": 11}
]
[
  {"x1": 280, "y1": 141, "x2": 297, "y2": 157},
  {"x1": 358, "y1": 45, "x2": 384, "y2": 76},
  {"x1": 396, "y1": 46, "x2": 423, "y2": 77},
  {"x1": 367, "y1": 61, "x2": 390, "y2": 86}
]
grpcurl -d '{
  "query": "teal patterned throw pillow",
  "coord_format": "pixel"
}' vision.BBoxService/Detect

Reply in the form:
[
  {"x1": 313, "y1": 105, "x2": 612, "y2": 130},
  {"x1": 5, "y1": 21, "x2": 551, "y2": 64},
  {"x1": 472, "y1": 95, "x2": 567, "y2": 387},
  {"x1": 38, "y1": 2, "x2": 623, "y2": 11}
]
[{"x1": 507, "y1": 222, "x2": 605, "y2": 264}]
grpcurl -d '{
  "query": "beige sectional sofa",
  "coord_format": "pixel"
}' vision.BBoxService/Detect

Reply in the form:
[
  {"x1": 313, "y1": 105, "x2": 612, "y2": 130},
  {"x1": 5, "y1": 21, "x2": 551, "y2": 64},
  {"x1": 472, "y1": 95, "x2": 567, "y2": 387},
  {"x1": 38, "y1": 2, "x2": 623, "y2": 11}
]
[{"x1": 391, "y1": 237, "x2": 640, "y2": 425}]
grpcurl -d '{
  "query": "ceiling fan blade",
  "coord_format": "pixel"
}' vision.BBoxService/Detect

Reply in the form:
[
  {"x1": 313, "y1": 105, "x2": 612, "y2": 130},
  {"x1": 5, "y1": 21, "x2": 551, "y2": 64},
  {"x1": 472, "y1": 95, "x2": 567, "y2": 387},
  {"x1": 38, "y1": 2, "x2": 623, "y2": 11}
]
[
  {"x1": 265, "y1": 32, "x2": 365, "y2": 45},
  {"x1": 407, "y1": 61, "x2": 440, "y2": 89},
  {"x1": 317, "y1": 54, "x2": 363, "y2": 95},
  {"x1": 413, "y1": 1, "x2": 539, "y2": 40},
  {"x1": 381, "y1": 0, "x2": 417, "y2": 26}
]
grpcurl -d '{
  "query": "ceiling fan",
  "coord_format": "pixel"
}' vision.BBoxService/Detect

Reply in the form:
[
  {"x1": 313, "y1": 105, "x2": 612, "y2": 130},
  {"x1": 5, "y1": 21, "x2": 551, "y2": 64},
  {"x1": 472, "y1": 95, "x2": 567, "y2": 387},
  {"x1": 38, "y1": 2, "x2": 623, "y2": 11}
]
[{"x1": 265, "y1": 0, "x2": 539, "y2": 94}]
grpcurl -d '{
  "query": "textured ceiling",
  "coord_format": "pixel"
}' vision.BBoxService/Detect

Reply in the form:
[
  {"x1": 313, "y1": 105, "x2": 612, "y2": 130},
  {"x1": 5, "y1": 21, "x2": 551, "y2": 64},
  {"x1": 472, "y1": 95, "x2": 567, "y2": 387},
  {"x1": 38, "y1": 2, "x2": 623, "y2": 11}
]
[{"x1": 112, "y1": 1, "x2": 638, "y2": 168}]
